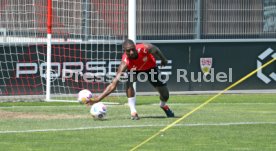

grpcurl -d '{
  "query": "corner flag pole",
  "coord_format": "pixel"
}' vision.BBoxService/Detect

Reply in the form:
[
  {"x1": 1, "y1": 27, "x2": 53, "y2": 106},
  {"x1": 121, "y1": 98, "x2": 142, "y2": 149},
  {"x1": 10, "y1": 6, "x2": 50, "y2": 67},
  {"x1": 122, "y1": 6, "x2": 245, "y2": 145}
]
[{"x1": 46, "y1": 0, "x2": 52, "y2": 101}]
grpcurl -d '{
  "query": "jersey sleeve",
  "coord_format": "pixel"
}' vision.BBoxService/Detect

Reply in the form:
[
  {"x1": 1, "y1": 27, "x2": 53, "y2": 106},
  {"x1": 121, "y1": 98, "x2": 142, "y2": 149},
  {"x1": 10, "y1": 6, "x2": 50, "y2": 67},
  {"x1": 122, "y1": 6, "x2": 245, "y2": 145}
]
[{"x1": 137, "y1": 43, "x2": 149, "y2": 54}]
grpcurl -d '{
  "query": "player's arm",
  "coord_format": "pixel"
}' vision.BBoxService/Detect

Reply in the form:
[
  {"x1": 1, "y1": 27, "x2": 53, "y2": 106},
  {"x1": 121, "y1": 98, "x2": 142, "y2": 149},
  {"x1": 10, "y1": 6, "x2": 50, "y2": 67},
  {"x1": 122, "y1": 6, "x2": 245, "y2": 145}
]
[
  {"x1": 88, "y1": 61, "x2": 127, "y2": 104},
  {"x1": 144, "y1": 43, "x2": 168, "y2": 66}
]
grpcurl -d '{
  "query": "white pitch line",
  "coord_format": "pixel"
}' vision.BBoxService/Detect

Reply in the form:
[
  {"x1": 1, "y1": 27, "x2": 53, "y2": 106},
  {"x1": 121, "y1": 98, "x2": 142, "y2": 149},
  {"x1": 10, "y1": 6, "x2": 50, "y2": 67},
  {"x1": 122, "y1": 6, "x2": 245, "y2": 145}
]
[
  {"x1": 0, "y1": 104, "x2": 129, "y2": 109},
  {"x1": 1, "y1": 102, "x2": 275, "y2": 109},
  {"x1": 0, "y1": 122, "x2": 275, "y2": 134}
]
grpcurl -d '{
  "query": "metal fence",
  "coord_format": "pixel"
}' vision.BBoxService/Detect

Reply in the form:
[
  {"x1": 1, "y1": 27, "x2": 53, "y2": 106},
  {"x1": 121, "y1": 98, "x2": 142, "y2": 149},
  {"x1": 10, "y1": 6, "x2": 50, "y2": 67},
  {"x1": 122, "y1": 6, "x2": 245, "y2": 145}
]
[{"x1": 0, "y1": 0, "x2": 276, "y2": 41}]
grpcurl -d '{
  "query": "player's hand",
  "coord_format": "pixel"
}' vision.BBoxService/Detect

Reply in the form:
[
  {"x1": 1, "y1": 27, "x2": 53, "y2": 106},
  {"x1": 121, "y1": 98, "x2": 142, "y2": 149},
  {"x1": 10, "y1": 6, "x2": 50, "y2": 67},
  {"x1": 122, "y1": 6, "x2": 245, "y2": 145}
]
[
  {"x1": 160, "y1": 59, "x2": 168, "y2": 67},
  {"x1": 86, "y1": 97, "x2": 100, "y2": 106}
]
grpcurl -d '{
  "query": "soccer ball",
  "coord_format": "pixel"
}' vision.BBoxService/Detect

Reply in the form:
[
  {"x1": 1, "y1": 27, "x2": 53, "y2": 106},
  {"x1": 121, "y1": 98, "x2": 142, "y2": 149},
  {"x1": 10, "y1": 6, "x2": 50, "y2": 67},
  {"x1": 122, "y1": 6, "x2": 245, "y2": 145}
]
[
  {"x1": 77, "y1": 89, "x2": 93, "y2": 104},
  {"x1": 90, "y1": 102, "x2": 107, "y2": 119}
]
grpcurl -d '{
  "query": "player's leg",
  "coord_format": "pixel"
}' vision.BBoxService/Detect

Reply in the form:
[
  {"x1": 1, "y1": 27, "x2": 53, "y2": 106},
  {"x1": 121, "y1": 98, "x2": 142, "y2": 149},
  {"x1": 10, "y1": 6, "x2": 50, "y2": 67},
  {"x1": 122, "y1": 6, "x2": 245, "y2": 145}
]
[
  {"x1": 155, "y1": 86, "x2": 174, "y2": 117},
  {"x1": 148, "y1": 67, "x2": 174, "y2": 117},
  {"x1": 155, "y1": 85, "x2": 169, "y2": 102},
  {"x1": 126, "y1": 72, "x2": 139, "y2": 120}
]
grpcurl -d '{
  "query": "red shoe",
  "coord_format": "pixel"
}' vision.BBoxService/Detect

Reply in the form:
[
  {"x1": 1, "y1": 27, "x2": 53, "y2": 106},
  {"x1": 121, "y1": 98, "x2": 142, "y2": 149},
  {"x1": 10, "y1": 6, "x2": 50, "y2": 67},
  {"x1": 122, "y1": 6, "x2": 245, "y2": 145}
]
[{"x1": 161, "y1": 105, "x2": 175, "y2": 117}]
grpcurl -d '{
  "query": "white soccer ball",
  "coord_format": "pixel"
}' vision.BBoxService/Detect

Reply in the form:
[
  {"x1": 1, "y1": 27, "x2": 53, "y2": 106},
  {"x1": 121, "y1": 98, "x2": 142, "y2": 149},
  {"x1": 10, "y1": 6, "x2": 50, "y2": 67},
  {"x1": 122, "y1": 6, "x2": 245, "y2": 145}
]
[
  {"x1": 77, "y1": 89, "x2": 93, "y2": 104},
  {"x1": 90, "y1": 102, "x2": 107, "y2": 119}
]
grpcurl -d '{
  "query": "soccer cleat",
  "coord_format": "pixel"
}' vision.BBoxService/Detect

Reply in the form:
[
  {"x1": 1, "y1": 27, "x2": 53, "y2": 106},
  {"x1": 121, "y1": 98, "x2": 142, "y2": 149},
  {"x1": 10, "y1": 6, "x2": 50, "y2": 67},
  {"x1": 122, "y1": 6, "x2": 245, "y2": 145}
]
[
  {"x1": 161, "y1": 105, "x2": 175, "y2": 117},
  {"x1": 131, "y1": 112, "x2": 140, "y2": 120}
]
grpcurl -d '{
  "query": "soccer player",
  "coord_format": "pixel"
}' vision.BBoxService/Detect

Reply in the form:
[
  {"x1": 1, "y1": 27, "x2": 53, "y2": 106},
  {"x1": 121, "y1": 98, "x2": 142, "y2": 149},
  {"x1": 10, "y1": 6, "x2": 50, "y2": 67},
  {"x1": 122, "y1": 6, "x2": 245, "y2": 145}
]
[{"x1": 87, "y1": 39, "x2": 174, "y2": 120}]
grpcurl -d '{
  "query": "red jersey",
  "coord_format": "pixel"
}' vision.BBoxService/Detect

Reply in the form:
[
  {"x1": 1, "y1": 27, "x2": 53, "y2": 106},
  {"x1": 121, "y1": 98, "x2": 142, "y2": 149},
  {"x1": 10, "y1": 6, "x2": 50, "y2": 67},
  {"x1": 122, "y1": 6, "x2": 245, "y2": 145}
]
[{"x1": 122, "y1": 43, "x2": 156, "y2": 71}]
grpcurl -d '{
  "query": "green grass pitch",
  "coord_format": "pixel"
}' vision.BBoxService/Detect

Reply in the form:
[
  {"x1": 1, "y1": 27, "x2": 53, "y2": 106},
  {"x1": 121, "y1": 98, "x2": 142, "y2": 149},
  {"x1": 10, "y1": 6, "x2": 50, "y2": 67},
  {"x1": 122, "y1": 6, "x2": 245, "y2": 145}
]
[{"x1": 0, "y1": 94, "x2": 275, "y2": 151}]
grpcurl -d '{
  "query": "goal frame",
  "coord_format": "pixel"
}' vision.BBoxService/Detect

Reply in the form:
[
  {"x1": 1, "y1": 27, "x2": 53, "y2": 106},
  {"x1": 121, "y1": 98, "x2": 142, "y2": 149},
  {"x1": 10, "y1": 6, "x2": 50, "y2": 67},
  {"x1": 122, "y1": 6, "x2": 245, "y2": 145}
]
[{"x1": 45, "y1": 0, "x2": 136, "y2": 102}]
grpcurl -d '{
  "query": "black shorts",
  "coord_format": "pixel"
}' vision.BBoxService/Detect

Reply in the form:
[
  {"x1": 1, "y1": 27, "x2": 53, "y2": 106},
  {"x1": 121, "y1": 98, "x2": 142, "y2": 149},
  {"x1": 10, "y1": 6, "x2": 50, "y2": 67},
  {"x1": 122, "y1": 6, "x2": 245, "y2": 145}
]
[{"x1": 127, "y1": 67, "x2": 167, "y2": 87}]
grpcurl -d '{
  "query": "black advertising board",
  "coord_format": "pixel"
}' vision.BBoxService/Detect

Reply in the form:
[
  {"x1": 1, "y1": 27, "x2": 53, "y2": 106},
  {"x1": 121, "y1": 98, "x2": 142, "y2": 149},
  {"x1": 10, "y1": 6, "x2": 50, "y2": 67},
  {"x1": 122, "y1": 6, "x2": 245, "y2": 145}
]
[{"x1": 0, "y1": 42, "x2": 275, "y2": 95}]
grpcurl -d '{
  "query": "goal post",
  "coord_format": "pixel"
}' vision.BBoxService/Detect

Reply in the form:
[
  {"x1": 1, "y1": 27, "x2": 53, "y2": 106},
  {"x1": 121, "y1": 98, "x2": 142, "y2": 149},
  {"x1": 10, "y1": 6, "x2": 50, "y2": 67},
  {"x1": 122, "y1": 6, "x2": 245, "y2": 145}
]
[
  {"x1": 128, "y1": 0, "x2": 137, "y2": 94},
  {"x1": 0, "y1": 0, "x2": 128, "y2": 102}
]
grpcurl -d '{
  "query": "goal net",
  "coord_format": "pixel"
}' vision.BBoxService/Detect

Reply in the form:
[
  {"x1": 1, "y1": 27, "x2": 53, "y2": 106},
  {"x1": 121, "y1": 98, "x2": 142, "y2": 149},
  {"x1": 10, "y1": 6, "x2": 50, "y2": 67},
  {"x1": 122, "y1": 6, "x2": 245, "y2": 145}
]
[{"x1": 0, "y1": 0, "x2": 128, "y2": 102}]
